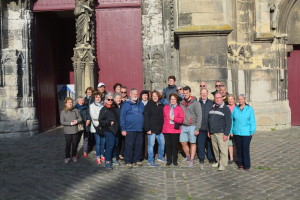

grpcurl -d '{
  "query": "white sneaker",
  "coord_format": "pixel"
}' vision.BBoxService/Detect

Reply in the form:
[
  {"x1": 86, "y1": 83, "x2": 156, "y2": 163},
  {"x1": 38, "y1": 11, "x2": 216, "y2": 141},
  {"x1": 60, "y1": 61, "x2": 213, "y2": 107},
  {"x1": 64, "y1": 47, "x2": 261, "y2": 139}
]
[
  {"x1": 212, "y1": 162, "x2": 219, "y2": 168},
  {"x1": 64, "y1": 158, "x2": 71, "y2": 164},
  {"x1": 72, "y1": 157, "x2": 77, "y2": 163},
  {"x1": 218, "y1": 165, "x2": 226, "y2": 171}
]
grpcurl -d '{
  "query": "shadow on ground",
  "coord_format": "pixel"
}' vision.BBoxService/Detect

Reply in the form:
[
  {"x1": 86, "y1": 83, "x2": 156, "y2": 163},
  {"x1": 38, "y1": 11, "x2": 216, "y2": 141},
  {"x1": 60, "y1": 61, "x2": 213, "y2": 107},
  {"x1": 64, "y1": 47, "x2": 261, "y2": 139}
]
[{"x1": 0, "y1": 128, "x2": 142, "y2": 200}]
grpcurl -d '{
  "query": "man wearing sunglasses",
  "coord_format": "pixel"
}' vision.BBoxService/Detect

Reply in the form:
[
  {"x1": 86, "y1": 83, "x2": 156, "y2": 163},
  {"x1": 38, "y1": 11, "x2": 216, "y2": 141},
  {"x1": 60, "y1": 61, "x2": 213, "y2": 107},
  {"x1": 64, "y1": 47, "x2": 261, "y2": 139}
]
[
  {"x1": 211, "y1": 80, "x2": 223, "y2": 96},
  {"x1": 120, "y1": 86, "x2": 128, "y2": 102},
  {"x1": 177, "y1": 86, "x2": 184, "y2": 103},
  {"x1": 199, "y1": 81, "x2": 207, "y2": 89}
]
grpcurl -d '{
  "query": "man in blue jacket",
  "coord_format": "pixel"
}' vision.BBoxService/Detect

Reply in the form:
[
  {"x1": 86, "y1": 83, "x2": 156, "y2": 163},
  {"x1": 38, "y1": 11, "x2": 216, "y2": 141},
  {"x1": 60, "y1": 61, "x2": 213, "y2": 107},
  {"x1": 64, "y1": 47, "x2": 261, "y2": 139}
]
[
  {"x1": 208, "y1": 92, "x2": 232, "y2": 171},
  {"x1": 121, "y1": 88, "x2": 145, "y2": 168}
]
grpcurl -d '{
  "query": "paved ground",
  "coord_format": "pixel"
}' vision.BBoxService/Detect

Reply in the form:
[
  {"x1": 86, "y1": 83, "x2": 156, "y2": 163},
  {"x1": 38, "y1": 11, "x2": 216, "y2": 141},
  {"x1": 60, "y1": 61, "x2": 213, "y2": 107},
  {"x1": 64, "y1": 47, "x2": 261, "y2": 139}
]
[{"x1": 0, "y1": 127, "x2": 300, "y2": 200}]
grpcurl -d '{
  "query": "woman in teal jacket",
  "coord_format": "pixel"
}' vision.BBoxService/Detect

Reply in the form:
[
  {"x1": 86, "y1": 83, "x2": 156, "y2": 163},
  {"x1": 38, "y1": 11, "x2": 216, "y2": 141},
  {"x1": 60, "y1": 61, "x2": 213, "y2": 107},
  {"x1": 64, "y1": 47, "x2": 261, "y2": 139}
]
[{"x1": 231, "y1": 94, "x2": 256, "y2": 170}]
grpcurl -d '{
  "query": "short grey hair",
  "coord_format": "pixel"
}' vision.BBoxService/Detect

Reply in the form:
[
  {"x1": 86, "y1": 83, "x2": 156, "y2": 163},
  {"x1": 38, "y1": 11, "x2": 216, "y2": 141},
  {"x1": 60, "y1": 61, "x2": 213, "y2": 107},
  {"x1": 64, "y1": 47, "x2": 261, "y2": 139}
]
[
  {"x1": 76, "y1": 96, "x2": 84, "y2": 102},
  {"x1": 130, "y1": 88, "x2": 138, "y2": 94},
  {"x1": 239, "y1": 94, "x2": 247, "y2": 100},
  {"x1": 105, "y1": 92, "x2": 114, "y2": 100},
  {"x1": 114, "y1": 92, "x2": 122, "y2": 99}
]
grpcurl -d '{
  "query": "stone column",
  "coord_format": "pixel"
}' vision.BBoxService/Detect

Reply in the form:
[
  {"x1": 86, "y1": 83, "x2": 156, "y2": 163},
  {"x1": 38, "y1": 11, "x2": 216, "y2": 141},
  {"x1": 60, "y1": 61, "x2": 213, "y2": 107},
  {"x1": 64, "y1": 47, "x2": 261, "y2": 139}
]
[
  {"x1": 0, "y1": 1, "x2": 38, "y2": 136},
  {"x1": 142, "y1": 0, "x2": 178, "y2": 90},
  {"x1": 72, "y1": 0, "x2": 95, "y2": 98}
]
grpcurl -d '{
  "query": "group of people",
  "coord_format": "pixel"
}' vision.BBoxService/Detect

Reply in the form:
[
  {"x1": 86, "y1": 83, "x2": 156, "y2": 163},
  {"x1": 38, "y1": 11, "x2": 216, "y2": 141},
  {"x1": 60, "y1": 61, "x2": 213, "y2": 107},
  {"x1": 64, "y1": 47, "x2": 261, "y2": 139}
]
[{"x1": 60, "y1": 76, "x2": 256, "y2": 171}]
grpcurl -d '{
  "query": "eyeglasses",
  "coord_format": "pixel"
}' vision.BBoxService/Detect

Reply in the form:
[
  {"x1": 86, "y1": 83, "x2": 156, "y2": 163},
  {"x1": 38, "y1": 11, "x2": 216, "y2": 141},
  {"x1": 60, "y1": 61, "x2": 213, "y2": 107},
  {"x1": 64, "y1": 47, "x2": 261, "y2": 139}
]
[
  {"x1": 121, "y1": 91, "x2": 127, "y2": 93},
  {"x1": 107, "y1": 99, "x2": 114, "y2": 101},
  {"x1": 200, "y1": 85, "x2": 206, "y2": 87}
]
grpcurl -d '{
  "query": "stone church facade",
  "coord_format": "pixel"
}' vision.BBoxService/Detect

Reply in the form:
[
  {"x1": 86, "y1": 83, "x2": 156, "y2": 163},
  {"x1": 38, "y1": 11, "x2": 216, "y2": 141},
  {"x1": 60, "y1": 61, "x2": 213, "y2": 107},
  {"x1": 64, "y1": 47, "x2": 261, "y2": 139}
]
[{"x1": 0, "y1": 0, "x2": 299, "y2": 136}]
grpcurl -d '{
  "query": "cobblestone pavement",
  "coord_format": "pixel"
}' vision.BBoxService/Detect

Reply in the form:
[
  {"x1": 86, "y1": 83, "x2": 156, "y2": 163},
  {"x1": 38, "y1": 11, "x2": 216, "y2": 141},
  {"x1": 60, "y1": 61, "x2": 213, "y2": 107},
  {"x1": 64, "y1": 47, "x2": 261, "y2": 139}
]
[{"x1": 1, "y1": 127, "x2": 300, "y2": 200}]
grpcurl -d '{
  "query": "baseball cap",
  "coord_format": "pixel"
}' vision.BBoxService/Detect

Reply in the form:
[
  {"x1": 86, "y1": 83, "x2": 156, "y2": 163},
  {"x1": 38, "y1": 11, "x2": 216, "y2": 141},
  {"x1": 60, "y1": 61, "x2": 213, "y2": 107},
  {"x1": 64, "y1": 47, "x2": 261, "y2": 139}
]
[{"x1": 97, "y1": 82, "x2": 105, "y2": 87}]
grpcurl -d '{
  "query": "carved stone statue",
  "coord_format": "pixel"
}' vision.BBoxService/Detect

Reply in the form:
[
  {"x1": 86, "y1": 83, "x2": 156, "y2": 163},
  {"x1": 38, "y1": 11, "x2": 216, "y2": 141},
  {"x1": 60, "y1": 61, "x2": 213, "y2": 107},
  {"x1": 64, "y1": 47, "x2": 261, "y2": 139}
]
[
  {"x1": 269, "y1": 0, "x2": 279, "y2": 30},
  {"x1": 74, "y1": 0, "x2": 93, "y2": 46}
]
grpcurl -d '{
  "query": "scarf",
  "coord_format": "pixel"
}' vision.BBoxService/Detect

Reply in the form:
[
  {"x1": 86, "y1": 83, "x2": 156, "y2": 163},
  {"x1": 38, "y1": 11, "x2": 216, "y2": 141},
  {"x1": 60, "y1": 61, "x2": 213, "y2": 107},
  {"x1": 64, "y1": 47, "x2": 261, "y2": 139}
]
[
  {"x1": 169, "y1": 104, "x2": 176, "y2": 124},
  {"x1": 105, "y1": 103, "x2": 113, "y2": 108},
  {"x1": 95, "y1": 102, "x2": 102, "y2": 107},
  {"x1": 75, "y1": 104, "x2": 88, "y2": 111}
]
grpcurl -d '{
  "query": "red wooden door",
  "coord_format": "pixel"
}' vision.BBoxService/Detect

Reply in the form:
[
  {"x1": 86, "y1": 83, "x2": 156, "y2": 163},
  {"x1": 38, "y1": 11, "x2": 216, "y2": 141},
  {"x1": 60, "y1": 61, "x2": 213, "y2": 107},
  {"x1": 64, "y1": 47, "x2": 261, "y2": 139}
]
[
  {"x1": 288, "y1": 46, "x2": 300, "y2": 126},
  {"x1": 35, "y1": 14, "x2": 58, "y2": 132},
  {"x1": 96, "y1": 1, "x2": 143, "y2": 92}
]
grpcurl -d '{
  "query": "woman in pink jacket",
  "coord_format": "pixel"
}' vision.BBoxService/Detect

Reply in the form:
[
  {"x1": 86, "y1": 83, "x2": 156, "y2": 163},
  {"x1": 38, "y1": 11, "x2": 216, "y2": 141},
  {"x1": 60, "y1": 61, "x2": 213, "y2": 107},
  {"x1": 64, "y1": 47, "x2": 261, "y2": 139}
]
[{"x1": 162, "y1": 93, "x2": 184, "y2": 166}]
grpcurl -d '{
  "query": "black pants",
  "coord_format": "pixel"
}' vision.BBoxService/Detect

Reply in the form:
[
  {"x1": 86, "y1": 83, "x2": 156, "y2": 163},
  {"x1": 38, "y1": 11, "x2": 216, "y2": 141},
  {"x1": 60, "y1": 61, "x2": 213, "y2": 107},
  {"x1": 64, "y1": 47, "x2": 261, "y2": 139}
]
[
  {"x1": 117, "y1": 134, "x2": 125, "y2": 158},
  {"x1": 164, "y1": 133, "x2": 180, "y2": 164},
  {"x1": 65, "y1": 134, "x2": 78, "y2": 158},
  {"x1": 234, "y1": 135, "x2": 252, "y2": 169}
]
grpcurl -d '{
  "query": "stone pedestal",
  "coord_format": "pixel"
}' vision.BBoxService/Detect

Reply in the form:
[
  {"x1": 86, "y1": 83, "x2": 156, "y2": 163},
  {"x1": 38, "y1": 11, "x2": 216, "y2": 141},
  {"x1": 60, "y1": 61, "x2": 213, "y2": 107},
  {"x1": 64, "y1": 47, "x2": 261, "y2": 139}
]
[
  {"x1": 250, "y1": 101, "x2": 291, "y2": 131},
  {"x1": 72, "y1": 45, "x2": 95, "y2": 97}
]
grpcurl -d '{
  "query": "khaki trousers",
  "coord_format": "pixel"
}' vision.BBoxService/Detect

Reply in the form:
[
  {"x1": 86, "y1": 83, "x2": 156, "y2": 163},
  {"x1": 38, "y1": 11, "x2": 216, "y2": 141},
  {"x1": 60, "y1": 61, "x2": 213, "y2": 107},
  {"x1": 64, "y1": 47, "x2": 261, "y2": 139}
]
[{"x1": 211, "y1": 133, "x2": 228, "y2": 167}]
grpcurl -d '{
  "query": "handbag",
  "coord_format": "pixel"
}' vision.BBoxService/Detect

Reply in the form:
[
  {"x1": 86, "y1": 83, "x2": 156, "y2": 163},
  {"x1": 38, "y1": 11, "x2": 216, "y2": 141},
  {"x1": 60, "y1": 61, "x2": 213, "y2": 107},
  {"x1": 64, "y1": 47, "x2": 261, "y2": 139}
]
[
  {"x1": 77, "y1": 123, "x2": 84, "y2": 132},
  {"x1": 174, "y1": 123, "x2": 181, "y2": 130},
  {"x1": 92, "y1": 123, "x2": 105, "y2": 136},
  {"x1": 74, "y1": 109, "x2": 84, "y2": 133}
]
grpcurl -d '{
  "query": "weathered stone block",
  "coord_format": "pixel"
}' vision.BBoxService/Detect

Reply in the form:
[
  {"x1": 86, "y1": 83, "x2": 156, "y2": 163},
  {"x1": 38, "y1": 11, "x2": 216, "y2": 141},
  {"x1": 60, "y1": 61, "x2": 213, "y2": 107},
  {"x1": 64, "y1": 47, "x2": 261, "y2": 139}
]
[
  {"x1": 204, "y1": 55, "x2": 218, "y2": 66},
  {"x1": 179, "y1": 0, "x2": 214, "y2": 13},
  {"x1": 188, "y1": 68, "x2": 228, "y2": 82},
  {"x1": 191, "y1": 13, "x2": 209, "y2": 25},
  {"x1": 213, "y1": 1, "x2": 224, "y2": 12},
  {"x1": 179, "y1": 13, "x2": 192, "y2": 26},
  {"x1": 209, "y1": 13, "x2": 224, "y2": 24}
]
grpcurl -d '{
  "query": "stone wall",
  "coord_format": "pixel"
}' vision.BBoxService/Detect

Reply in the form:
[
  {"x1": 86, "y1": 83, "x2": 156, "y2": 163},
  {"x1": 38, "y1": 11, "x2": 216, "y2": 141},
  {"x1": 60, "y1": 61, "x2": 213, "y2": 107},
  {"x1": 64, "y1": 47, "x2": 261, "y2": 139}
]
[
  {"x1": 174, "y1": 0, "x2": 294, "y2": 130},
  {"x1": 142, "y1": 0, "x2": 179, "y2": 90},
  {"x1": 0, "y1": 1, "x2": 38, "y2": 136}
]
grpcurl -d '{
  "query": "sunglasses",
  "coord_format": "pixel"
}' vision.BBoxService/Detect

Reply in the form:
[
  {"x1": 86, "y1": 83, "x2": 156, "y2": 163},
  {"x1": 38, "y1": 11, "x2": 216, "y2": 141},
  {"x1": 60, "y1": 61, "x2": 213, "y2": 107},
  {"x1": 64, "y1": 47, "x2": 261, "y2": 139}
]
[
  {"x1": 121, "y1": 91, "x2": 127, "y2": 93},
  {"x1": 216, "y1": 85, "x2": 224, "y2": 87},
  {"x1": 107, "y1": 99, "x2": 114, "y2": 101},
  {"x1": 200, "y1": 85, "x2": 206, "y2": 87},
  {"x1": 177, "y1": 88, "x2": 183, "y2": 91}
]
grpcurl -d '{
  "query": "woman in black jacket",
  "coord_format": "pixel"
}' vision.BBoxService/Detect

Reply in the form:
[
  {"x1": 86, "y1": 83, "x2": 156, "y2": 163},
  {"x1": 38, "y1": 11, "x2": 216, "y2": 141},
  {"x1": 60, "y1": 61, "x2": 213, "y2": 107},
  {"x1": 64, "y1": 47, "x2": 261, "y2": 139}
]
[
  {"x1": 75, "y1": 96, "x2": 91, "y2": 158},
  {"x1": 99, "y1": 92, "x2": 120, "y2": 170},
  {"x1": 144, "y1": 90, "x2": 166, "y2": 167}
]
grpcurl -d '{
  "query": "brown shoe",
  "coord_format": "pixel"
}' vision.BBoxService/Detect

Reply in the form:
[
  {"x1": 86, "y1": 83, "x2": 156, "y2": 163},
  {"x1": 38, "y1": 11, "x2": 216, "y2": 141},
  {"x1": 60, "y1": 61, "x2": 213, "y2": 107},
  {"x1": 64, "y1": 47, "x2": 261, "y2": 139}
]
[
  {"x1": 126, "y1": 163, "x2": 133, "y2": 169},
  {"x1": 134, "y1": 162, "x2": 143, "y2": 167}
]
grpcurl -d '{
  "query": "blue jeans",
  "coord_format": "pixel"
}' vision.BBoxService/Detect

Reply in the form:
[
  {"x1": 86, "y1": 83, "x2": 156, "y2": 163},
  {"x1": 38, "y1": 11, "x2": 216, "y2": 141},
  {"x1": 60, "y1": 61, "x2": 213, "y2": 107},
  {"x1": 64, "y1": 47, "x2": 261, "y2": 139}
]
[
  {"x1": 94, "y1": 134, "x2": 105, "y2": 157},
  {"x1": 104, "y1": 131, "x2": 119, "y2": 162},
  {"x1": 124, "y1": 131, "x2": 143, "y2": 164},
  {"x1": 197, "y1": 131, "x2": 214, "y2": 161},
  {"x1": 147, "y1": 133, "x2": 165, "y2": 163},
  {"x1": 234, "y1": 135, "x2": 252, "y2": 169}
]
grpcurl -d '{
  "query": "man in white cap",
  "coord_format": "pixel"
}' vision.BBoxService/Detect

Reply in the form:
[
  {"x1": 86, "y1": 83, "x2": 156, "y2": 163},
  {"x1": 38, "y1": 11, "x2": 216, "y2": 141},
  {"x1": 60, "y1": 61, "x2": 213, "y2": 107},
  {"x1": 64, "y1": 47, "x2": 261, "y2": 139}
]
[{"x1": 97, "y1": 82, "x2": 107, "y2": 100}]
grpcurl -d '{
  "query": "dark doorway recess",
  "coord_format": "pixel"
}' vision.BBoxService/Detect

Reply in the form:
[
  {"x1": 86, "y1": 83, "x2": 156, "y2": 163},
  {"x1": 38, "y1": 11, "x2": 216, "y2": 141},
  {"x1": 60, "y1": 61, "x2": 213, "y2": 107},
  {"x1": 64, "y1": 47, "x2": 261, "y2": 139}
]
[
  {"x1": 35, "y1": 11, "x2": 75, "y2": 132},
  {"x1": 287, "y1": 45, "x2": 300, "y2": 126}
]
